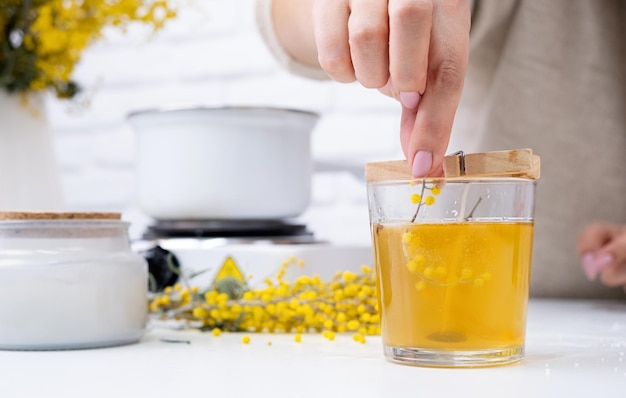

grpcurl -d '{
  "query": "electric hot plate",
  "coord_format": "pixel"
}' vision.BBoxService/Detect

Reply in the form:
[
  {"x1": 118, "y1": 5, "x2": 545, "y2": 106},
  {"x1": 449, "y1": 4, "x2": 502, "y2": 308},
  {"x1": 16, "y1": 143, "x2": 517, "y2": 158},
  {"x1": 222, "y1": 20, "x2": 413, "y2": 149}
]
[{"x1": 142, "y1": 219, "x2": 313, "y2": 239}]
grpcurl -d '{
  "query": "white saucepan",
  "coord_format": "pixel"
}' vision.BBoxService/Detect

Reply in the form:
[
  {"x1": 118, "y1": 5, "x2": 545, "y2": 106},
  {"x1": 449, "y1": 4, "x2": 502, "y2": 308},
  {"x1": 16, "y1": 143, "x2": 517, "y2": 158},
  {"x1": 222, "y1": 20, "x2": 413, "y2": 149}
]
[{"x1": 127, "y1": 106, "x2": 320, "y2": 220}]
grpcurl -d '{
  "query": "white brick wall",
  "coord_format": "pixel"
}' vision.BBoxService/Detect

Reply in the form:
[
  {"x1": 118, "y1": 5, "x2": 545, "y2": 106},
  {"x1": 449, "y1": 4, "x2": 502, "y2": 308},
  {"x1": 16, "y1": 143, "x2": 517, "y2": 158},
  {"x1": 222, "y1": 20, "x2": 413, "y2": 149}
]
[{"x1": 47, "y1": 0, "x2": 404, "y2": 244}]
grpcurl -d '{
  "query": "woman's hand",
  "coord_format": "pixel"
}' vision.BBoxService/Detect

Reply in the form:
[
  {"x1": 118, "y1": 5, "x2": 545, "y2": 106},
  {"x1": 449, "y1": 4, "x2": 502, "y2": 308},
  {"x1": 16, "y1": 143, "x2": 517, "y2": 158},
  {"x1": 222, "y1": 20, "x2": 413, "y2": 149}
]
[
  {"x1": 312, "y1": 0, "x2": 471, "y2": 177},
  {"x1": 577, "y1": 222, "x2": 626, "y2": 290}
]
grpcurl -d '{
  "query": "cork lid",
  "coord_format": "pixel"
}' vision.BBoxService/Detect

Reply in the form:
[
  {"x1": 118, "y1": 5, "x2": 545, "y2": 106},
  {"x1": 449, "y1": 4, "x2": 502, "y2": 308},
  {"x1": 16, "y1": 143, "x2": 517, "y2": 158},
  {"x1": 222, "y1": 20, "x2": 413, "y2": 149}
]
[{"x1": 0, "y1": 212, "x2": 122, "y2": 221}]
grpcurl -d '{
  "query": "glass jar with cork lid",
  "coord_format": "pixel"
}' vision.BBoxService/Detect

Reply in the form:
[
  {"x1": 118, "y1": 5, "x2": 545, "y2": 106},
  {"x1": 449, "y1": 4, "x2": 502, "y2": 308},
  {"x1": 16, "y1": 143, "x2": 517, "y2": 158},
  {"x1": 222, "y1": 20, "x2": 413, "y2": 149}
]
[
  {"x1": 0, "y1": 212, "x2": 148, "y2": 350},
  {"x1": 366, "y1": 149, "x2": 540, "y2": 367}
]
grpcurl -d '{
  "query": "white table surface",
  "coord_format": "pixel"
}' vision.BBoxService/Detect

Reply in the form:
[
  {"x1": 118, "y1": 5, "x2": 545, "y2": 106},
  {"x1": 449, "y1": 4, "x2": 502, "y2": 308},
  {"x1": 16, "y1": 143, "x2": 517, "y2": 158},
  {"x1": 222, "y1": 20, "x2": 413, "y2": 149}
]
[{"x1": 1, "y1": 298, "x2": 625, "y2": 398}]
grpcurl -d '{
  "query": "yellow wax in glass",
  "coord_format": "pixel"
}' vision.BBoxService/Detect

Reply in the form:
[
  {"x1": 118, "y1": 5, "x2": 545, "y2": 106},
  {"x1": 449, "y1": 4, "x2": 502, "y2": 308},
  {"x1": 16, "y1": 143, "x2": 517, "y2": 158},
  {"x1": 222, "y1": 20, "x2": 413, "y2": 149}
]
[{"x1": 373, "y1": 221, "x2": 533, "y2": 350}]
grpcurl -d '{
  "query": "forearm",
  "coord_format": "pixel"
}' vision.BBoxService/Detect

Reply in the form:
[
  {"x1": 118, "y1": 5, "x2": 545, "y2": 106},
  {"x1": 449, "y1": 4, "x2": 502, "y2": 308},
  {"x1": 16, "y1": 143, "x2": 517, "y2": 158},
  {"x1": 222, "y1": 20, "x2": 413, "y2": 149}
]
[{"x1": 271, "y1": 0, "x2": 319, "y2": 68}]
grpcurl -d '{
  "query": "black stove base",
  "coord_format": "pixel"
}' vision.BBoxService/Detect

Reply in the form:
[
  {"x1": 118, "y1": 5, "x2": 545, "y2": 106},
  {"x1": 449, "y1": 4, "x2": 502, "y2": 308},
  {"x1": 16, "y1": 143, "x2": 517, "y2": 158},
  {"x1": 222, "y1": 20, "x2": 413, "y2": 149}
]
[{"x1": 143, "y1": 219, "x2": 312, "y2": 239}]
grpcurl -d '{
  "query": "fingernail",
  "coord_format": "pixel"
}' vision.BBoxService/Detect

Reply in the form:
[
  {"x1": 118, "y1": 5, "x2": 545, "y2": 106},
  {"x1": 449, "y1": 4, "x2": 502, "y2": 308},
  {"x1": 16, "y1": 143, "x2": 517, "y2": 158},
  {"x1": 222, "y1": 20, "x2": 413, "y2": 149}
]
[
  {"x1": 412, "y1": 151, "x2": 432, "y2": 178},
  {"x1": 595, "y1": 252, "x2": 614, "y2": 270},
  {"x1": 582, "y1": 253, "x2": 597, "y2": 281},
  {"x1": 400, "y1": 92, "x2": 421, "y2": 109},
  {"x1": 581, "y1": 252, "x2": 614, "y2": 281}
]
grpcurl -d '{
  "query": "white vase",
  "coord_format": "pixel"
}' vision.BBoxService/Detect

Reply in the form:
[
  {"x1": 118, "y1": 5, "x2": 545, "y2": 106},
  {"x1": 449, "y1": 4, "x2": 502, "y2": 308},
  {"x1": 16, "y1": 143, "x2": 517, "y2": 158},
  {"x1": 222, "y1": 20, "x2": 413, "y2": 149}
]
[{"x1": 0, "y1": 92, "x2": 65, "y2": 211}]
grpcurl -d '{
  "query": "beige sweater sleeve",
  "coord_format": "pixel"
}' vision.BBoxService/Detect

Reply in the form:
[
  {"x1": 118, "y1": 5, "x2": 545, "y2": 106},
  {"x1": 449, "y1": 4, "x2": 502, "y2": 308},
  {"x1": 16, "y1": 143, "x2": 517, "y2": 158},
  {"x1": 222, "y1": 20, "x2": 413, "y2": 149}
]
[{"x1": 255, "y1": 0, "x2": 329, "y2": 80}]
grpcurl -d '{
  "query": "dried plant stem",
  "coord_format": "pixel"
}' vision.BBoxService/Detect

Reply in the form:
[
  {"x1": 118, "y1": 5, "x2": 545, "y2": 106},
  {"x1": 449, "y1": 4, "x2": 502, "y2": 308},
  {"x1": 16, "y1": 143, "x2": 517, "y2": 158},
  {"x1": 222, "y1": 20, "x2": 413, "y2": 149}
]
[
  {"x1": 458, "y1": 183, "x2": 483, "y2": 221},
  {"x1": 465, "y1": 197, "x2": 483, "y2": 220},
  {"x1": 458, "y1": 182, "x2": 471, "y2": 222},
  {"x1": 411, "y1": 179, "x2": 426, "y2": 223}
]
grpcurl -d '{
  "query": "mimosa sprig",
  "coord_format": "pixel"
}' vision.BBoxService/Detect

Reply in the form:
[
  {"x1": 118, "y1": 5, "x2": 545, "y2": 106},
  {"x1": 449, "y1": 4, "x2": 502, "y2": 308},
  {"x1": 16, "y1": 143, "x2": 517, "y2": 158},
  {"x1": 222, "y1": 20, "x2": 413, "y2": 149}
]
[{"x1": 410, "y1": 179, "x2": 441, "y2": 222}]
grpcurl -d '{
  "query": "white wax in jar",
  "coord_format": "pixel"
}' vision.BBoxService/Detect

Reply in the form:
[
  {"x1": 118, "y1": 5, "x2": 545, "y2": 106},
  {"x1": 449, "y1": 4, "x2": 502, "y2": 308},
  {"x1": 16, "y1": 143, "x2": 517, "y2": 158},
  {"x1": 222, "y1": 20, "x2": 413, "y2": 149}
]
[{"x1": 0, "y1": 233, "x2": 148, "y2": 350}]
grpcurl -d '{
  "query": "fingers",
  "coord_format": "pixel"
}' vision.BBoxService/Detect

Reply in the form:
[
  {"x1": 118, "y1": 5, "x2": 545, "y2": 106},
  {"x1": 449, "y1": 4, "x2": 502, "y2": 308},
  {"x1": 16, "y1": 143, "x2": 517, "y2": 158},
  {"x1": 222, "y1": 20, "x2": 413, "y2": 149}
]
[
  {"x1": 388, "y1": 0, "x2": 432, "y2": 94},
  {"x1": 581, "y1": 251, "x2": 614, "y2": 282},
  {"x1": 577, "y1": 222, "x2": 626, "y2": 288},
  {"x1": 347, "y1": 0, "x2": 390, "y2": 88},
  {"x1": 314, "y1": 0, "x2": 471, "y2": 179},
  {"x1": 597, "y1": 231, "x2": 626, "y2": 287},
  {"x1": 576, "y1": 222, "x2": 621, "y2": 255},
  {"x1": 313, "y1": 0, "x2": 354, "y2": 82},
  {"x1": 406, "y1": 0, "x2": 471, "y2": 177},
  {"x1": 314, "y1": 0, "x2": 391, "y2": 86},
  {"x1": 599, "y1": 261, "x2": 626, "y2": 288},
  {"x1": 378, "y1": 76, "x2": 397, "y2": 99},
  {"x1": 577, "y1": 223, "x2": 617, "y2": 279}
]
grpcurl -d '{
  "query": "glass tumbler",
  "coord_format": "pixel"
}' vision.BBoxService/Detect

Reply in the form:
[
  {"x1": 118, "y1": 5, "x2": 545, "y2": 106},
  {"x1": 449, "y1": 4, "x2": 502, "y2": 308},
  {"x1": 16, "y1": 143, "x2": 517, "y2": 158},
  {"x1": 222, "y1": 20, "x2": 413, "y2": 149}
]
[{"x1": 367, "y1": 177, "x2": 536, "y2": 367}]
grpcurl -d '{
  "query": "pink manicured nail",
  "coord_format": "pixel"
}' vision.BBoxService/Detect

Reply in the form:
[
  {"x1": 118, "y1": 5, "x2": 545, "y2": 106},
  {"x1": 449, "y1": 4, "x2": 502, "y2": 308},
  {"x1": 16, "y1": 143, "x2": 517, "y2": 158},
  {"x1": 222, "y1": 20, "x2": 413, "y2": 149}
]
[
  {"x1": 581, "y1": 252, "x2": 614, "y2": 281},
  {"x1": 412, "y1": 151, "x2": 432, "y2": 178},
  {"x1": 400, "y1": 92, "x2": 421, "y2": 109},
  {"x1": 582, "y1": 253, "x2": 597, "y2": 281},
  {"x1": 595, "y1": 252, "x2": 614, "y2": 269}
]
